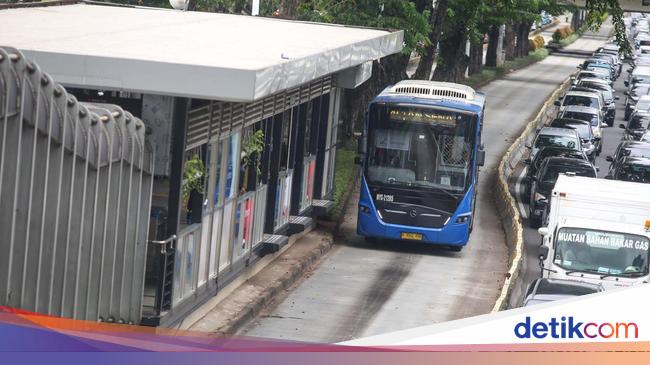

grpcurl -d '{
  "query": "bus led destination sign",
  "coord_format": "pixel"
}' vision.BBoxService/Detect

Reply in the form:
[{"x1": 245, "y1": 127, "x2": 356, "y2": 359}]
[{"x1": 389, "y1": 108, "x2": 458, "y2": 125}]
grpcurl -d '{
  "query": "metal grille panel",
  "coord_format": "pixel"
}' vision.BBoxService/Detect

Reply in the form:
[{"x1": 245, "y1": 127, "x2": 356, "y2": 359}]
[
  {"x1": 0, "y1": 47, "x2": 154, "y2": 324},
  {"x1": 186, "y1": 75, "x2": 333, "y2": 149}
]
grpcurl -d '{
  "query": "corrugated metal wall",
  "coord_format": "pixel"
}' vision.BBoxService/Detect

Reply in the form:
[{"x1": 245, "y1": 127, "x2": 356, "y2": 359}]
[{"x1": 0, "y1": 47, "x2": 154, "y2": 324}]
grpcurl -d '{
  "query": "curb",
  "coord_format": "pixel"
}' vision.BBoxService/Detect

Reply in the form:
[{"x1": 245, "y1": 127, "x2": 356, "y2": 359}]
[
  {"x1": 491, "y1": 77, "x2": 572, "y2": 312},
  {"x1": 213, "y1": 232, "x2": 334, "y2": 335}
]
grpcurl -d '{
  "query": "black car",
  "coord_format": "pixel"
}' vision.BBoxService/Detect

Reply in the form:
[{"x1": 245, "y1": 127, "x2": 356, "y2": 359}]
[
  {"x1": 574, "y1": 81, "x2": 617, "y2": 126},
  {"x1": 620, "y1": 112, "x2": 650, "y2": 140},
  {"x1": 606, "y1": 157, "x2": 650, "y2": 183},
  {"x1": 548, "y1": 118, "x2": 597, "y2": 160},
  {"x1": 529, "y1": 157, "x2": 597, "y2": 228},
  {"x1": 606, "y1": 140, "x2": 650, "y2": 176},
  {"x1": 524, "y1": 146, "x2": 590, "y2": 196},
  {"x1": 624, "y1": 84, "x2": 650, "y2": 119}
]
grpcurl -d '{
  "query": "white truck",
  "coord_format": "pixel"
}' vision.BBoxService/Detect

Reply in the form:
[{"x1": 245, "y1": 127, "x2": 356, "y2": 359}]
[{"x1": 538, "y1": 174, "x2": 650, "y2": 289}]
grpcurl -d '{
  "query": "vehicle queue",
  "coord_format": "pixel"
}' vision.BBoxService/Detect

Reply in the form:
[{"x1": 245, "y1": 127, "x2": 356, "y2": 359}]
[{"x1": 521, "y1": 14, "x2": 650, "y2": 307}]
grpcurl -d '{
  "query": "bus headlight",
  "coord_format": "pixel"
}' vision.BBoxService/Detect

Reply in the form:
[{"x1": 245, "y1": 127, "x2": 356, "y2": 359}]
[
  {"x1": 456, "y1": 215, "x2": 470, "y2": 224},
  {"x1": 359, "y1": 205, "x2": 371, "y2": 214}
]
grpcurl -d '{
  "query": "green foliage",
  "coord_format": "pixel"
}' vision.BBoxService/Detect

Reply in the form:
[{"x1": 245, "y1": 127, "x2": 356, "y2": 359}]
[
  {"x1": 585, "y1": 0, "x2": 630, "y2": 55},
  {"x1": 241, "y1": 129, "x2": 265, "y2": 175},
  {"x1": 327, "y1": 147, "x2": 356, "y2": 221},
  {"x1": 182, "y1": 155, "x2": 206, "y2": 201},
  {"x1": 296, "y1": 0, "x2": 431, "y2": 55},
  {"x1": 195, "y1": 0, "x2": 249, "y2": 13}
]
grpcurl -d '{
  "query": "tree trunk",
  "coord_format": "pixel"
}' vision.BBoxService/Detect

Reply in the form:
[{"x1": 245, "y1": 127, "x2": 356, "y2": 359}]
[
  {"x1": 412, "y1": 0, "x2": 449, "y2": 80},
  {"x1": 340, "y1": 54, "x2": 410, "y2": 138},
  {"x1": 504, "y1": 24, "x2": 516, "y2": 61},
  {"x1": 515, "y1": 21, "x2": 532, "y2": 57},
  {"x1": 485, "y1": 25, "x2": 500, "y2": 67},
  {"x1": 432, "y1": 25, "x2": 469, "y2": 82},
  {"x1": 468, "y1": 38, "x2": 483, "y2": 76}
]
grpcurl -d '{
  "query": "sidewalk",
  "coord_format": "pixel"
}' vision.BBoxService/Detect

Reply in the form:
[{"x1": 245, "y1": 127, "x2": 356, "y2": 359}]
[{"x1": 181, "y1": 228, "x2": 333, "y2": 333}]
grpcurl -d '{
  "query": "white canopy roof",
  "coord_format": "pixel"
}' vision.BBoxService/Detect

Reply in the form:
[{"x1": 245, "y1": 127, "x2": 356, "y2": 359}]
[{"x1": 0, "y1": 3, "x2": 403, "y2": 101}]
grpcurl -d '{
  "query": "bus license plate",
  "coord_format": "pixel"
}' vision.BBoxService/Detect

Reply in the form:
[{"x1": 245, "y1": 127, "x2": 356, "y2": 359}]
[{"x1": 401, "y1": 232, "x2": 422, "y2": 241}]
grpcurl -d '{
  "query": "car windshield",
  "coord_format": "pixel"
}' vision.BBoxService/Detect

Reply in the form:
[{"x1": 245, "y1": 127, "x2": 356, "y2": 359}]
[
  {"x1": 584, "y1": 86, "x2": 612, "y2": 101},
  {"x1": 366, "y1": 104, "x2": 476, "y2": 193},
  {"x1": 540, "y1": 163, "x2": 595, "y2": 185},
  {"x1": 580, "y1": 72, "x2": 608, "y2": 80},
  {"x1": 554, "y1": 227, "x2": 650, "y2": 277},
  {"x1": 563, "y1": 95, "x2": 599, "y2": 108},
  {"x1": 561, "y1": 111, "x2": 600, "y2": 126},
  {"x1": 616, "y1": 162, "x2": 650, "y2": 183},
  {"x1": 535, "y1": 134, "x2": 579, "y2": 151},
  {"x1": 629, "y1": 116, "x2": 650, "y2": 130},
  {"x1": 564, "y1": 124, "x2": 591, "y2": 139}
]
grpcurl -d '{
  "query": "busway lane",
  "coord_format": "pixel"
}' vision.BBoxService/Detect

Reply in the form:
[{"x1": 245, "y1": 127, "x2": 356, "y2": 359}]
[{"x1": 241, "y1": 21, "x2": 613, "y2": 343}]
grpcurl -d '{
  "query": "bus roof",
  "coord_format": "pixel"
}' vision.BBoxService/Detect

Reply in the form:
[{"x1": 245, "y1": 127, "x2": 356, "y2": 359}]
[{"x1": 371, "y1": 81, "x2": 486, "y2": 114}]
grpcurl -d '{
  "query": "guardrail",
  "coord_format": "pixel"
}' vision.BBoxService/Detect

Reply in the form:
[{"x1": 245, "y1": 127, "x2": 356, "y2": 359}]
[{"x1": 491, "y1": 77, "x2": 572, "y2": 311}]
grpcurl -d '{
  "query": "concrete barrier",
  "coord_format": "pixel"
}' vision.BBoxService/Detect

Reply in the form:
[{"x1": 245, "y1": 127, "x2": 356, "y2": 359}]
[{"x1": 491, "y1": 77, "x2": 572, "y2": 311}]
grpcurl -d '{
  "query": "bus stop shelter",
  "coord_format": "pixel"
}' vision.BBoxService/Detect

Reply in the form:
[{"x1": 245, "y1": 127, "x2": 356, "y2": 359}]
[{"x1": 0, "y1": 2, "x2": 403, "y2": 326}]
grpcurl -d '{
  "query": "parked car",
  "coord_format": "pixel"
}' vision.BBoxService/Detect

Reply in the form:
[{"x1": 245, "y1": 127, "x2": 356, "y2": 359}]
[
  {"x1": 529, "y1": 157, "x2": 597, "y2": 228},
  {"x1": 549, "y1": 118, "x2": 597, "y2": 160},
  {"x1": 606, "y1": 156, "x2": 650, "y2": 183},
  {"x1": 575, "y1": 79, "x2": 617, "y2": 125},
  {"x1": 555, "y1": 90, "x2": 603, "y2": 115},
  {"x1": 606, "y1": 140, "x2": 650, "y2": 175},
  {"x1": 529, "y1": 126, "x2": 583, "y2": 158},
  {"x1": 558, "y1": 105, "x2": 606, "y2": 154},
  {"x1": 524, "y1": 145, "x2": 590, "y2": 196},
  {"x1": 574, "y1": 70, "x2": 612, "y2": 85},
  {"x1": 626, "y1": 94, "x2": 650, "y2": 121},
  {"x1": 624, "y1": 83, "x2": 650, "y2": 119},
  {"x1": 620, "y1": 111, "x2": 650, "y2": 140},
  {"x1": 522, "y1": 278, "x2": 604, "y2": 307}
]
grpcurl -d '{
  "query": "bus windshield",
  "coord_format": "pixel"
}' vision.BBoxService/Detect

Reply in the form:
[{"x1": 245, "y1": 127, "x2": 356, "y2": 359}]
[
  {"x1": 366, "y1": 104, "x2": 477, "y2": 193},
  {"x1": 554, "y1": 227, "x2": 650, "y2": 277}
]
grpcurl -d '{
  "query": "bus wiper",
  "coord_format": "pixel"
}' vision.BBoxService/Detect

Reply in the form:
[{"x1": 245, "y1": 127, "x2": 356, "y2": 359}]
[{"x1": 408, "y1": 182, "x2": 462, "y2": 201}]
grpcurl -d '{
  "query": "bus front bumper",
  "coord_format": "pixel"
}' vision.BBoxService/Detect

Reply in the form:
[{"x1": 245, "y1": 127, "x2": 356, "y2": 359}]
[{"x1": 357, "y1": 207, "x2": 470, "y2": 246}]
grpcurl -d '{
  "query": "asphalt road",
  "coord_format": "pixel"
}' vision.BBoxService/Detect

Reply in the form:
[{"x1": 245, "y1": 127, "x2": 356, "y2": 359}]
[
  {"x1": 241, "y1": 22, "x2": 614, "y2": 343},
  {"x1": 509, "y1": 25, "x2": 627, "y2": 307}
]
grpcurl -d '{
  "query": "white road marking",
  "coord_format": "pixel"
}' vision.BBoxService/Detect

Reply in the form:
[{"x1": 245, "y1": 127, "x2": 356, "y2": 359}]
[{"x1": 515, "y1": 166, "x2": 528, "y2": 219}]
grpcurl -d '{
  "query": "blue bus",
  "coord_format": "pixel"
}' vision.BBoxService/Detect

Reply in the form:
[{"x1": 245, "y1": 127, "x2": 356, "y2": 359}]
[{"x1": 356, "y1": 81, "x2": 486, "y2": 251}]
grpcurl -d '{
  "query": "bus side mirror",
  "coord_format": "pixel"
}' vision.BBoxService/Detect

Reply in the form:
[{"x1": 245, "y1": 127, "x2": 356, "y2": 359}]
[
  {"x1": 538, "y1": 245, "x2": 549, "y2": 261},
  {"x1": 476, "y1": 149, "x2": 486, "y2": 166}
]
